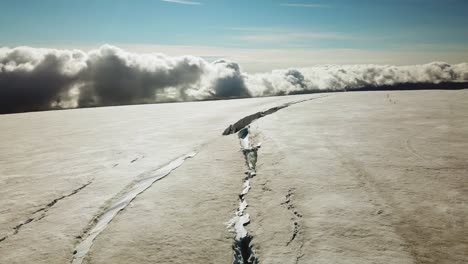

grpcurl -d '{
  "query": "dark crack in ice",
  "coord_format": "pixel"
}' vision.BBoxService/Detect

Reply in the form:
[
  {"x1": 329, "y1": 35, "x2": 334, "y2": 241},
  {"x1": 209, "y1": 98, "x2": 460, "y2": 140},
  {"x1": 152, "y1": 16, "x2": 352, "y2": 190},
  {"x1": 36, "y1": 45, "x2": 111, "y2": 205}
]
[
  {"x1": 0, "y1": 180, "x2": 92, "y2": 243},
  {"x1": 222, "y1": 96, "x2": 328, "y2": 136},
  {"x1": 228, "y1": 127, "x2": 260, "y2": 264}
]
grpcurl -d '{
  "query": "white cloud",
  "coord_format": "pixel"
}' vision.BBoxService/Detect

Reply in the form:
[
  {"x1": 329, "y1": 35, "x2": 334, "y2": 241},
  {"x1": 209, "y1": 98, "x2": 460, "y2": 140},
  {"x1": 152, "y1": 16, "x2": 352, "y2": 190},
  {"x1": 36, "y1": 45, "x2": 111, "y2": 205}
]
[
  {"x1": 1, "y1": 45, "x2": 467, "y2": 114},
  {"x1": 0, "y1": 45, "x2": 248, "y2": 113},
  {"x1": 246, "y1": 62, "x2": 468, "y2": 96},
  {"x1": 161, "y1": 0, "x2": 202, "y2": 5}
]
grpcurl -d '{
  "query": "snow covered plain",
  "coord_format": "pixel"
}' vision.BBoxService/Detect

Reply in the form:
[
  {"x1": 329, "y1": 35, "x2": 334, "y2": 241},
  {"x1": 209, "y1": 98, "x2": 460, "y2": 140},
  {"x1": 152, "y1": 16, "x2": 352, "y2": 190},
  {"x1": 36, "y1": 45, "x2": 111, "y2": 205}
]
[{"x1": 1, "y1": 90, "x2": 467, "y2": 263}]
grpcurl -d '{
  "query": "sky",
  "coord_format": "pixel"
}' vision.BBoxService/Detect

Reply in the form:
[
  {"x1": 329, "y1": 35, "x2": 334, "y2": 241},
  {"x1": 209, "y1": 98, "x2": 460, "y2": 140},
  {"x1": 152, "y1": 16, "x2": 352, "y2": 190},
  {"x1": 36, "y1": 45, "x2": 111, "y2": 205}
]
[{"x1": 1, "y1": 0, "x2": 468, "y2": 72}]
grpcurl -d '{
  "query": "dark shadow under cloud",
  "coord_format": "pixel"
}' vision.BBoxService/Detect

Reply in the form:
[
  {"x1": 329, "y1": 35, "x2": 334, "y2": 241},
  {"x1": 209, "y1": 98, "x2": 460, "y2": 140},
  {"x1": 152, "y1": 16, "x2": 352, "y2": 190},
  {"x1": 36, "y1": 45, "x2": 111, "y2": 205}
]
[
  {"x1": 210, "y1": 60, "x2": 251, "y2": 98},
  {"x1": 0, "y1": 54, "x2": 76, "y2": 114},
  {"x1": 77, "y1": 53, "x2": 204, "y2": 107}
]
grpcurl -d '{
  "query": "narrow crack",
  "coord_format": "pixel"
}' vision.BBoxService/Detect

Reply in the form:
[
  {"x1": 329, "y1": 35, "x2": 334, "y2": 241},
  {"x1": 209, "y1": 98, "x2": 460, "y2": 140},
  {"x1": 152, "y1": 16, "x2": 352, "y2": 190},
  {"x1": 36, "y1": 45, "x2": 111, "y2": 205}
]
[
  {"x1": 0, "y1": 180, "x2": 93, "y2": 243},
  {"x1": 33, "y1": 181, "x2": 93, "y2": 214},
  {"x1": 281, "y1": 188, "x2": 304, "y2": 263},
  {"x1": 71, "y1": 152, "x2": 196, "y2": 264},
  {"x1": 222, "y1": 96, "x2": 328, "y2": 136},
  {"x1": 12, "y1": 218, "x2": 34, "y2": 235},
  {"x1": 130, "y1": 155, "x2": 145, "y2": 164}
]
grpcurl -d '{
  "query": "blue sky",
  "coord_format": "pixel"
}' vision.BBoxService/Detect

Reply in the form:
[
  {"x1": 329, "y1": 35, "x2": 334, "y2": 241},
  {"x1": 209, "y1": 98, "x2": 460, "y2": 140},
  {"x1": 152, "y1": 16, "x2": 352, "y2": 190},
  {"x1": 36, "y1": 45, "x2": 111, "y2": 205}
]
[{"x1": 1, "y1": 0, "x2": 467, "y2": 71}]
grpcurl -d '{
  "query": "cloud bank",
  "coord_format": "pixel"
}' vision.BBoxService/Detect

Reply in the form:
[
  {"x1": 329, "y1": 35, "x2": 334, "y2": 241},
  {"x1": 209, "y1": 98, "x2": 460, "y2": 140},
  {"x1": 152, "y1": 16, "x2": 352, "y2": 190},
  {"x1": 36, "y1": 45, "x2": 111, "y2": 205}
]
[
  {"x1": 1, "y1": 45, "x2": 467, "y2": 114},
  {"x1": 246, "y1": 62, "x2": 468, "y2": 97}
]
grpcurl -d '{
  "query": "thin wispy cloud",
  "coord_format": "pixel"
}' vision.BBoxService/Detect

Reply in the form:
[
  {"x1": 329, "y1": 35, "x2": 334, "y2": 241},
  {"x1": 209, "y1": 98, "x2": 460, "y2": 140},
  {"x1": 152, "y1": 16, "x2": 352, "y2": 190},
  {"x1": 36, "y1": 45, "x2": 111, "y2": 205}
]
[
  {"x1": 281, "y1": 3, "x2": 330, "y2": 8},
  {"x1": 227, "y1": 27, "x2": 280, "y2": 32},
  {"x1": 161, "y1": 0, "x2": 202, "y2": 5},
  {"x1": 227, "y1": 27, "x2": 349, "y2": 44},
  {"x1": 232, "y1": 31, "x2": 350, "y2": 44}
]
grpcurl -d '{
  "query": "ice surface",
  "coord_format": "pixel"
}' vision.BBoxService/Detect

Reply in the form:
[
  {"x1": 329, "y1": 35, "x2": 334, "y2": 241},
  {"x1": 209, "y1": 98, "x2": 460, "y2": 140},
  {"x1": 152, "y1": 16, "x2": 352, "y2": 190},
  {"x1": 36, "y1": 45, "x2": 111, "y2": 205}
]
[
  {"x1": 1, "y1": 90, "x2": 467, "y2": 264},
  {"x1": 0, "y1": 95, "x2": 312, "y2": 263},
  {"x1": 246, "y1": 90, "x2": 468, "y2": 263}
]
